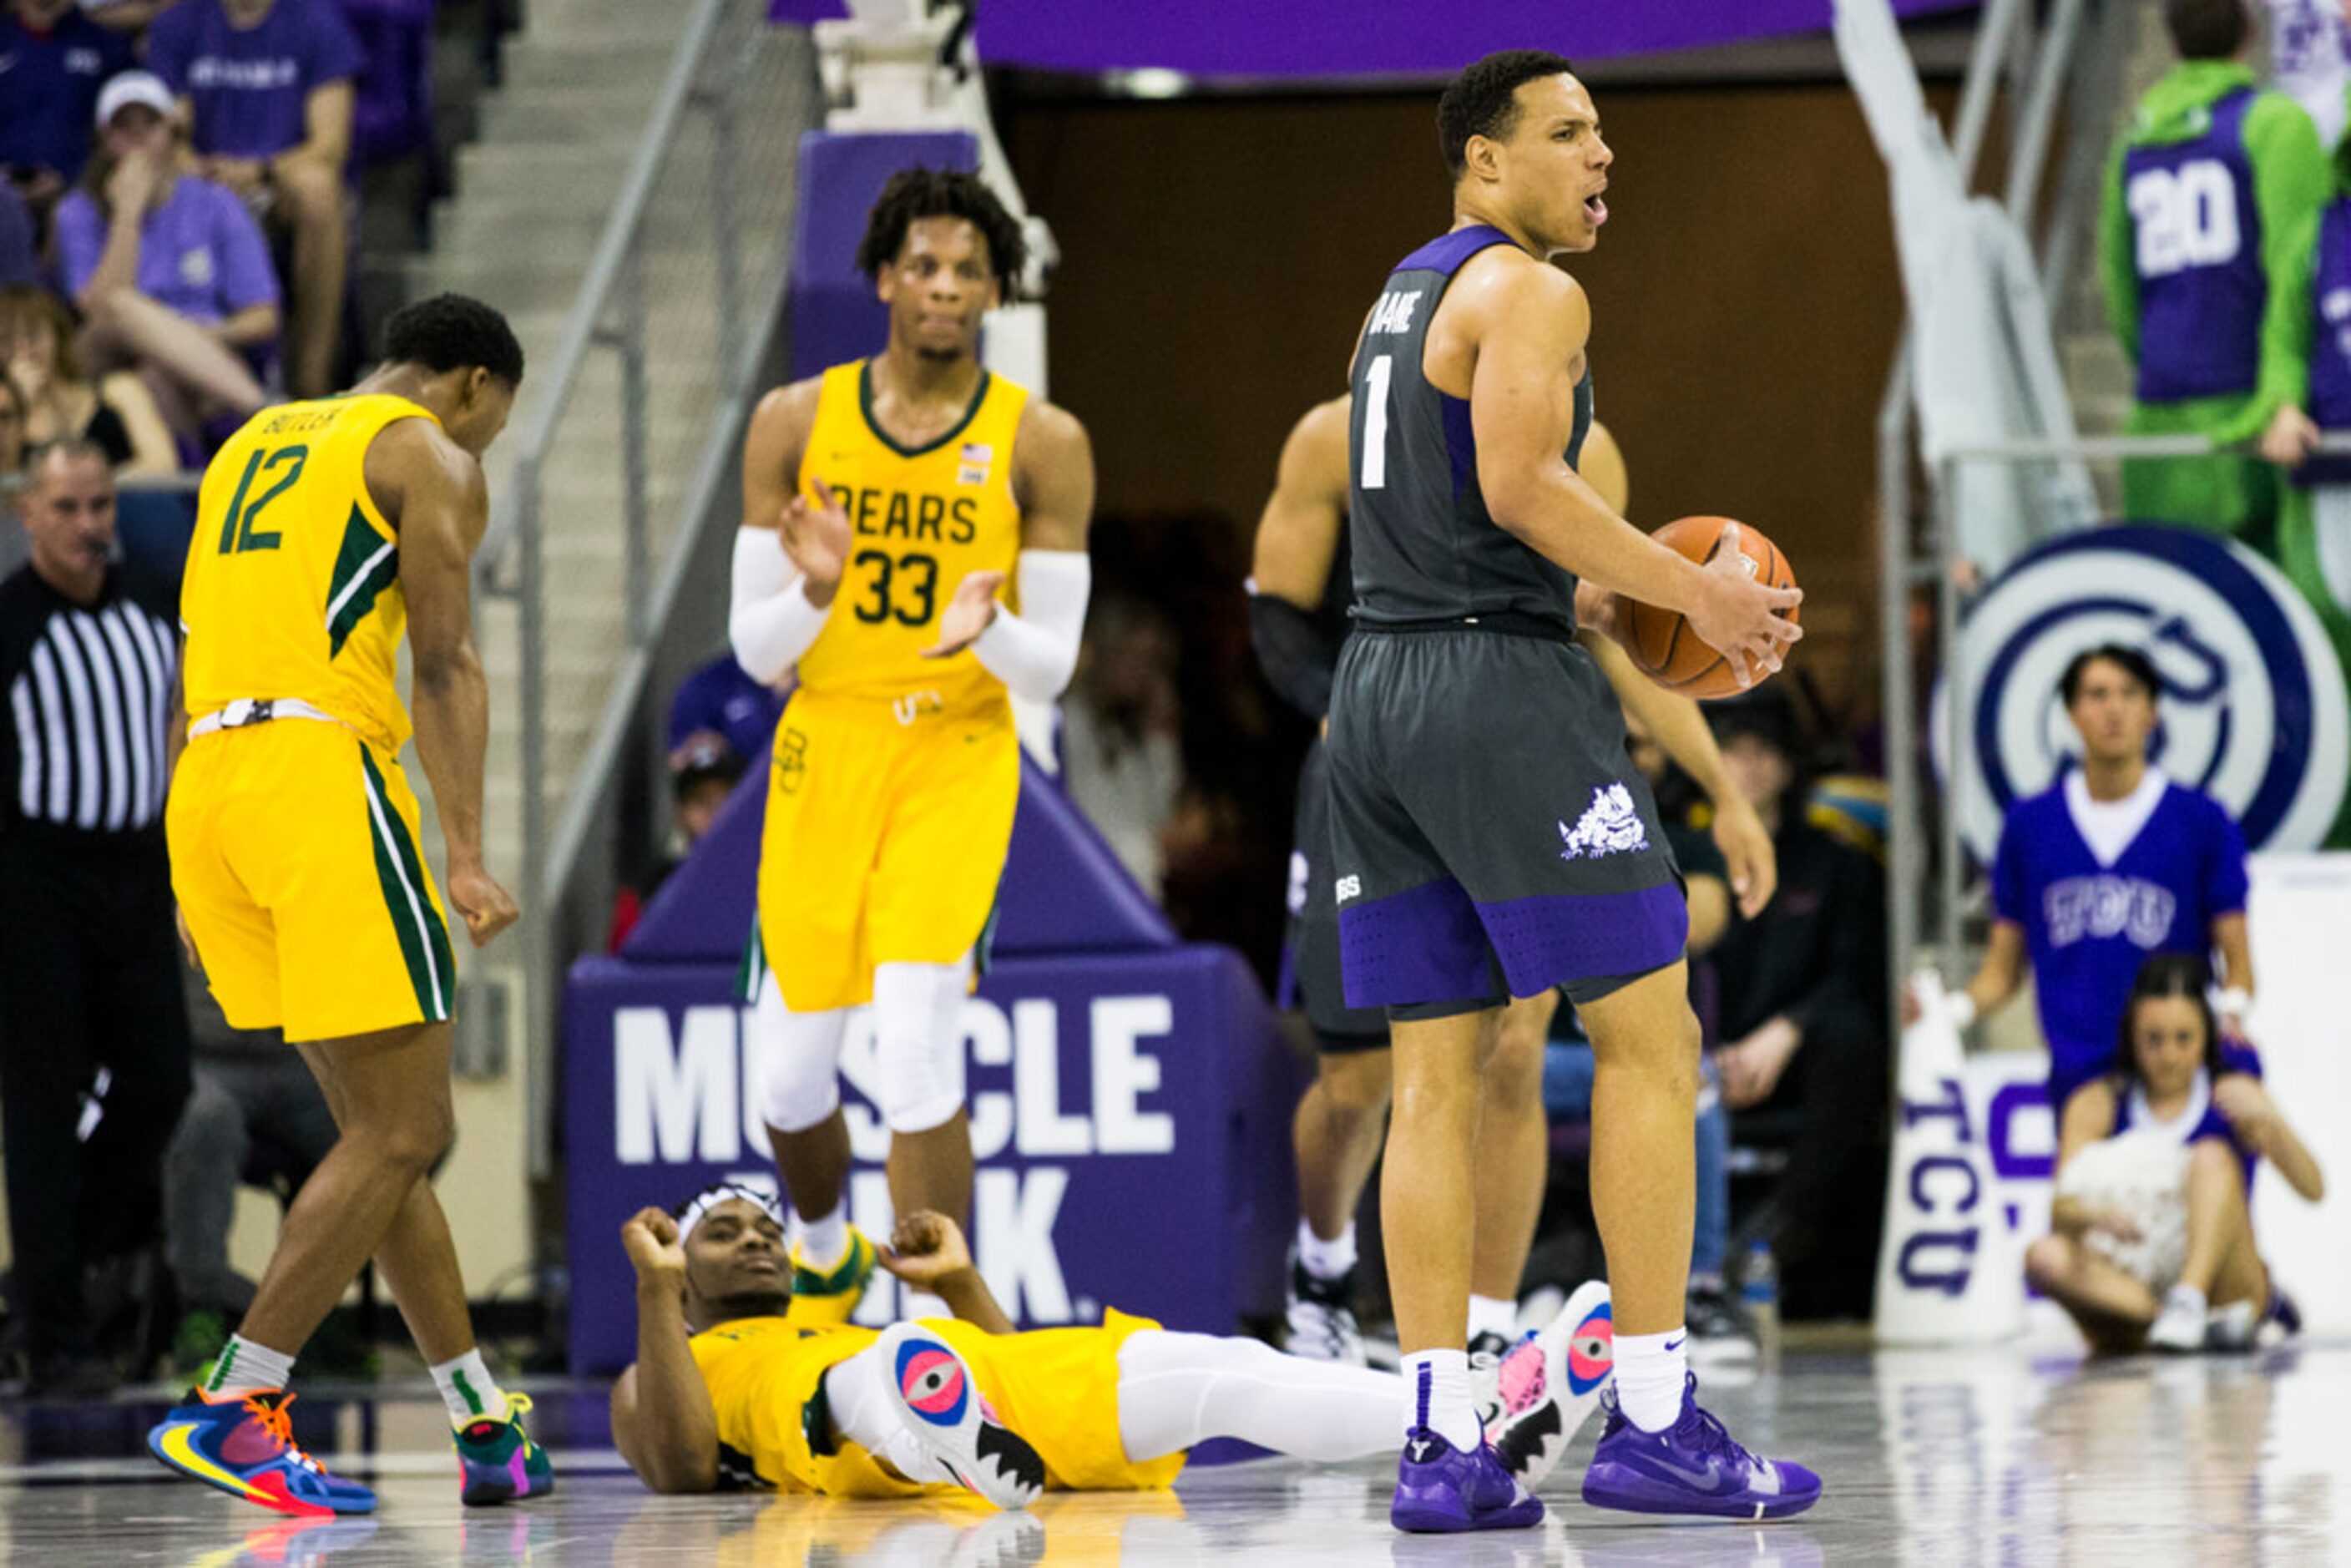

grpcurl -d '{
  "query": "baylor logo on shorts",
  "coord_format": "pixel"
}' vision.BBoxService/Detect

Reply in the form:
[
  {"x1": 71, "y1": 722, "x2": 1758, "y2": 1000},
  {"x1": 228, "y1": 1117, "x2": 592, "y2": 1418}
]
[{"x1": 775, "y1": 729, "x2": 807, "y2": 796}]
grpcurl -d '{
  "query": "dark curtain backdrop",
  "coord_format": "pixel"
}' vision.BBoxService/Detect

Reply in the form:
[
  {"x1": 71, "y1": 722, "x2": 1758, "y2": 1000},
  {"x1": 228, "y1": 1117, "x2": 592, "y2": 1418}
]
[{"x1": 1004, "y1": 81, "x2": 1909, "y2": 723}]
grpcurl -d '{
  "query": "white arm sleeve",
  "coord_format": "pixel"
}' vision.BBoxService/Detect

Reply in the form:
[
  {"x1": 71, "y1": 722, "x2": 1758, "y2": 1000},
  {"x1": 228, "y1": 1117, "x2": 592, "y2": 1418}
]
[
  {"x1": 970, "y1": 549, "x2": 1091, "y2": 701},
  {"x1": 729, "y1": 526, "x2": 832, "y2": 685}
]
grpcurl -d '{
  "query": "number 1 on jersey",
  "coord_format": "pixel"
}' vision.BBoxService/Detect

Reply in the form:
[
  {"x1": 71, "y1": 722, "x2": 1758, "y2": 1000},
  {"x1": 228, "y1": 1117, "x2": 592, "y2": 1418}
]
[{"x1": 1360, "y1": 354, "x2": 1393, "y2": 491}]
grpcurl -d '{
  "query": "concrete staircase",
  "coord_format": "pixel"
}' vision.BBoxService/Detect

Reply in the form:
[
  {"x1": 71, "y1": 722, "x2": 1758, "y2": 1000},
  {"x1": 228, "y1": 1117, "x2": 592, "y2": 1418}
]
[
  {"x1": 2055, "y1": 3, "x2": 2182, "y2": 445},
  {"x1": 402, "y1": 0, "x2": 811, "y2": 891}
]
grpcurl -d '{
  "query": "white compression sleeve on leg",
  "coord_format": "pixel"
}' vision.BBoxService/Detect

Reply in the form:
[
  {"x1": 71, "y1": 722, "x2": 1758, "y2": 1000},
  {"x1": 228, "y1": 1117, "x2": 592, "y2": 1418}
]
[
  {"x1": 753, "y1": 970, "x2": 850, "y2": 1134},
  {"x1": 730, "y1": 527, "x2": 832, "y2": 684},
  {"x1": 969, "y1": 549, "x2": 1090, "y2": 701},
  {"x1": 1114, "y1": 1329, "x2": 1403, "y2": 1464},
  {"x1": 871, "y1": 958, "x2": 971, "y2": 1134}
]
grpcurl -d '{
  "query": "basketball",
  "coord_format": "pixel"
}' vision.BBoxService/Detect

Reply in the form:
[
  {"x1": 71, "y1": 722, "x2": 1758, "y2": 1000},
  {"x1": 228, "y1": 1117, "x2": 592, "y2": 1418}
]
[{"x1": 1615, "y1": 516, "x2": 1799, "y2": 700}]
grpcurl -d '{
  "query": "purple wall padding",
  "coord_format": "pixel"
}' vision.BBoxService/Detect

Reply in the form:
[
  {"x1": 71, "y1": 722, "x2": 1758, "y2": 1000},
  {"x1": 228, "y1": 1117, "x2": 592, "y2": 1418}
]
[
  {"x1": 785, "y1": 130, "x2": 979, "y2": 381},
  {"x1": 771, "y1": 1, "x2": 1976, "y2": 77},
  {"x1": 620, "y1": 746, "x2": 1176, "y2": 963}
]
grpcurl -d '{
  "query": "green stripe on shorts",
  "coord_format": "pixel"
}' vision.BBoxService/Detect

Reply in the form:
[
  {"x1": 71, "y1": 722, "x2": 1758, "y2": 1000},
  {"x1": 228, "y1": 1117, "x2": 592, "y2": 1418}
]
[
  {"x1": 736, "y1": 917, "x2": 766, "y2": 1004},
  {"x1": 358, "y1": 745, "x2": 454, "y2": 1022}
]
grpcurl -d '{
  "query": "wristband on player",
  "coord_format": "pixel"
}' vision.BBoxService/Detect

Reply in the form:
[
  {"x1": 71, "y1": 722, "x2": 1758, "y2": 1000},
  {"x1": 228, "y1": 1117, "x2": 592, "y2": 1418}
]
[
  {"x1": 1945, "y1": 990, "x2": 1978, "y2": 1029},
  {"x1": 2215, "y1": 987, "x2": 2252, "y2": 1022}
]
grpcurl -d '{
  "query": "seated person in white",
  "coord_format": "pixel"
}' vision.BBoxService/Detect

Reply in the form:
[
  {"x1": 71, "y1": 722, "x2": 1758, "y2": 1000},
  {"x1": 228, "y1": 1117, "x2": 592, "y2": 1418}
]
[{"x1": 2026, "y1": 955, "x2": 2323, "y2": 1354}]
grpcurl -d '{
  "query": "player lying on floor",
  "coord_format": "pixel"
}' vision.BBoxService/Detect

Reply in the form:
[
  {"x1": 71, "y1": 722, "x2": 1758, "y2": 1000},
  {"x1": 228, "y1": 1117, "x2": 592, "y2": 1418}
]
[
  {"x1": 612, "y1": 1184, "x2": 1615, "y2": 1509},
  {"x1": 2028, "y1": 955, "x2": 2323, "y2": 1355}
]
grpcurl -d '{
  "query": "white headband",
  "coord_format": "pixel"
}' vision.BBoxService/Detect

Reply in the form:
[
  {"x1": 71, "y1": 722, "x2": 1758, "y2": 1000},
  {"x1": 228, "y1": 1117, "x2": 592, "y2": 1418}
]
[{"x1": 673, "y1": 1181, "x2": 783, "y2": 1239}]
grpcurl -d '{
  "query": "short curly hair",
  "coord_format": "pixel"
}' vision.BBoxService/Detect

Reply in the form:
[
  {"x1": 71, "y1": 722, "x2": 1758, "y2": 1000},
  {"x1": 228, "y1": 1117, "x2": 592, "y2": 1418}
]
[
  {"x1": 382, "y1": 293, "x2": 525, "y2": 387},
  {"x1": 1438, "y1": 50, "x2": 1579, "y2": 179},
  {"x1": 855, "y1": 167, "x2": 1027, "y2": 296}
]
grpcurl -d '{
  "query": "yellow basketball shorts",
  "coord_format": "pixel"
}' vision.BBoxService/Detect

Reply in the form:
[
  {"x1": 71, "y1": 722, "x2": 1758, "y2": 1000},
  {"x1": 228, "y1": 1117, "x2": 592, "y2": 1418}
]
[
  {"x1": 757, "y1": 689, "x2": 1019, "y2": 1012},
  {"x1": 168, "y1": 718, "x2": 456, "y2": 1042},
  {"x1": 934, "y1": 1310, "x2": 1189, "y2": 1491}
]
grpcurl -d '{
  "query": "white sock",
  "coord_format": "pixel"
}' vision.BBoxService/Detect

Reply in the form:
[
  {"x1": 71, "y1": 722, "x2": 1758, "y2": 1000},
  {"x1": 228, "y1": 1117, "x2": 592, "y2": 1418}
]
[
  {"x1": 202, "y1": 1333, "x2": 296, "y2": 1399},
  {"x1": 1297, "y1": 1219, "x2": 1358, "y2": 1280},
  {"x1": 1401, "y1": 1349, "x2": 1481, "y2": 1449},
  {"x1": 1614, "y1": 1327, "x2": 1690, "y2": 1434},
  {"x1": 1467, "y1": 1294, "x2": 1518, "y2": 1343},
  {"x1": 2165, "y1": 1282, "x2": 2209, "y2": 1317},
  {"x1": 432, "y1": 1348, "x2": 512, "y2": 1429},
  {"x1": 796, "y1": 1204, "x2": 849, "y2": 1272}
]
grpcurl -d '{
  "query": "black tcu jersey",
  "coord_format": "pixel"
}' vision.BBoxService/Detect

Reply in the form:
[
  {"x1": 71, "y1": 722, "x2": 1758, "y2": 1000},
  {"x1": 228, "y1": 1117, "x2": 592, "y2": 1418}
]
[{"x1": 1324, "y1": 225, "x2": 1685, "y2": 1015}]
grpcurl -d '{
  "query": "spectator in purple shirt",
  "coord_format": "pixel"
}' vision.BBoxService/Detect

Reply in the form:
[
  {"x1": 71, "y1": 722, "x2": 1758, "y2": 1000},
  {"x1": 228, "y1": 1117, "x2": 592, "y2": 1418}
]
[
  {"x1": 53, "y1": 73, "x2": 277, "y2": 442},
  {"x1": 0, "y1": 0, "x2": 134, "y2": 217},
  {"x1": 146, "y1": 0, "x2": 358, "y2": 399}
]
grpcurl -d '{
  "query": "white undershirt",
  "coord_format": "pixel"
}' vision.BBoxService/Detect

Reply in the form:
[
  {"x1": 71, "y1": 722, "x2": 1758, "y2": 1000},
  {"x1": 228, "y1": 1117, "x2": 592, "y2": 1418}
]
[
  {"x1": 2064, "y1": 766, "x2": 2170, "y2": 868},
  {"x1": 2125, "y1": 1068, "x2": 2212, "y2": 1146}
]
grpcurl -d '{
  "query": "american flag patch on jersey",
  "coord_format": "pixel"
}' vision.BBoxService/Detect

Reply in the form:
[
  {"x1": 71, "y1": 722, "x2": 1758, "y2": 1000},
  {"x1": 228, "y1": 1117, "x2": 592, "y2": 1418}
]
[{"x1": 958, "y1": 443, "x2": 993, "y2": 486}]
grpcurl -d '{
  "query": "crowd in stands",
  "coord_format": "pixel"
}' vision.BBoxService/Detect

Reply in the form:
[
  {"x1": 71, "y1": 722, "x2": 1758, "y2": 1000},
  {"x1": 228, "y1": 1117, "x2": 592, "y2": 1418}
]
[
  {"x1": 0, "y1": 0, "x2": 443, "y2": 490},
  {"x1": 0, "y1": 0, "x2": 476, "y2": 1394},
  {"x1": 2112, "y1": 0, "x2": 2351, "y2": 675}
]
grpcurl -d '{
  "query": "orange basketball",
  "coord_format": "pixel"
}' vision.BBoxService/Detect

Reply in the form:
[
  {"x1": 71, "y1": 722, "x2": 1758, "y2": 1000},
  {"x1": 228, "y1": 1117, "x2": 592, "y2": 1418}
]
[{"x1": 1615, "y1": 516, "x2": 1798, "y2": 700}]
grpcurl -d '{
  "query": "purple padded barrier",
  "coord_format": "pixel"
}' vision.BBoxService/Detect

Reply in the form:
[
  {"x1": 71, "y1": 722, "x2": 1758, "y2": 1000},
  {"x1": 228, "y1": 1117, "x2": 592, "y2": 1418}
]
[
  {"x1": 619, "y1": 746, "x2": 1175, "y2": 963},
  {"x1": 564, "y1": 945, "x2": 1307, "y2": 1373},
  {"x1": 786, "y1": 131, "x2": 978, "y2": 381},
  {"x1": 771, "y1": 1, "x2": 1975, "y2": 77}
]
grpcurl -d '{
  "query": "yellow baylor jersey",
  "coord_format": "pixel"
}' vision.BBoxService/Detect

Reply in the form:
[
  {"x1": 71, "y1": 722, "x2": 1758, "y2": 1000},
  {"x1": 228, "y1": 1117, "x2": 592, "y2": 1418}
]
[
  {"x1": 689, "y1": 1318, "x2": 932, "y2": 1500},
  {"x1": 793, "y1": 361, "x2": 1029, "y2": 710},
  {"x1": 180, "y1": 394, "x2": 435, "y2": 755},
  {"x1": 686, "y1": 1310, "x2": 1186, "y2": 1497}
]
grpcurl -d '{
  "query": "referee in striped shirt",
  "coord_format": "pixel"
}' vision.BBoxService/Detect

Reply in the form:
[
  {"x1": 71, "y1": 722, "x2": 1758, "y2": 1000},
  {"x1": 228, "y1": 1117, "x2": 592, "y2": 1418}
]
[{"x1": 0, "y1": 439, "x2": 190, "y2": 1395}]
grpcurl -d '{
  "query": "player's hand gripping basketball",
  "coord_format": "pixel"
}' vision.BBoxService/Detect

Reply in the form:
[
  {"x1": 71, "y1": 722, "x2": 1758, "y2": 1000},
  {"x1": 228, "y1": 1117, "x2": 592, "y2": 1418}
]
[
  {"x1": 877, "y1": 1209, "x2": 977, "y2": 1287},
  {"x1": 781, "y1": 481, "x2": 854, "y2": 596},
  {"x1": 620, "y1": 1207, "x2": 688, "y2": 1288},
  {"x1": 447, "y1": 862, "x2": 519, "y2": 948},
  {"x1": 1685, "y1": 522, "x2": 1802, "y2": 685},
  {"x1": 920, "y1": 571, "x2": 1006, "y2": 659}
]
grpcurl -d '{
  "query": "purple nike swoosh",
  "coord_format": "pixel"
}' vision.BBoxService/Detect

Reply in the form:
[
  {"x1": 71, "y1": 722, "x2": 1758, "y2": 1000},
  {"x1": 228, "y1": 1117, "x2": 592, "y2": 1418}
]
[
  {"x1": 1664, "y1": 1336, "x2": 1686, "y2": 1353},
  {"x1": 1648, "y1": 1451, "x2": 1732, "y2": 1492}
]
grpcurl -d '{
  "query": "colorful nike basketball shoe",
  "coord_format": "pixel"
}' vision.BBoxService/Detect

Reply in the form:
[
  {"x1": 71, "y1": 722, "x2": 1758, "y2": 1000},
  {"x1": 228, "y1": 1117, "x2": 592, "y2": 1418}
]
[
  {"x1": 1487, "y1": 1278, "x2": 1614, "y2": 1486},
  {"x1": 454, "y1": 1391, "x2": 556, "y2": 1505},
  {"x1": 875, "y1": 1323, "x2": 1044, "y2": 1510},
  {"x1": 148, "y1": 1388, "x2": 377, "y2": 1515},
  {"x1": 1582, "y1": 1373, "x2": 1822, "y2": 1520}
]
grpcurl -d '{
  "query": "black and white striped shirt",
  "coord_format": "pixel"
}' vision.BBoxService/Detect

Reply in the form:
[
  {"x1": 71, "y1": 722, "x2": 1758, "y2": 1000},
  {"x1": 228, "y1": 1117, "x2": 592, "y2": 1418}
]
[{"x1": 0, "y1": 562, "x2": 179, "y2": 836}]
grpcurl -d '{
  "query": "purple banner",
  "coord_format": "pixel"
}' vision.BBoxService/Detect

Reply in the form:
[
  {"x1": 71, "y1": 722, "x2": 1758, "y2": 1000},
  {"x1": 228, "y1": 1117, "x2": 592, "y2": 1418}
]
[
  {"x1": 771, "y1": 1, "x2": 1975, "y2": 76},
  {"x1": 564, "y1": 947, "x2": 1305, "y2": 1373}
]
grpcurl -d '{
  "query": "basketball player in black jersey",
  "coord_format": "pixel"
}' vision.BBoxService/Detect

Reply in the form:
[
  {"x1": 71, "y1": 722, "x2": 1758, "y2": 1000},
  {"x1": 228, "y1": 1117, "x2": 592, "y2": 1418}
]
[{"x1": 1328, "y1": 52, "x2": 1816, "y2": 1530}]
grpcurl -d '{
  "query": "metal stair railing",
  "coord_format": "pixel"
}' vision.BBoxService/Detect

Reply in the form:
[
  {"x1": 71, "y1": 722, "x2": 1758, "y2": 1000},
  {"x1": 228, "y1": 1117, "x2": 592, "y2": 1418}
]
[{"x1": 469, "y1": 1, "x2": 820, "y2": 1174}]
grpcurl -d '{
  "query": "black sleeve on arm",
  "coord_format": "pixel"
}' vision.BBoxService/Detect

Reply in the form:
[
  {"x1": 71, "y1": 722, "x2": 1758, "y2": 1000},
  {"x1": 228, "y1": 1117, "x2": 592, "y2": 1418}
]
[{"x1": 1249, "y1": 590, "x2": 1339, "y2": 719}]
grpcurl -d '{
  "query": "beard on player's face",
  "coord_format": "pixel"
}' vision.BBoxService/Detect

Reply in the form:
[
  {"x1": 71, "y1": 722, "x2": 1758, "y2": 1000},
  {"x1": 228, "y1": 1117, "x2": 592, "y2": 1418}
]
[
  {"x1": 684, "y1": 1203, "x2": 792, "y2": 1323},
  {"x1": 880, "y1": 219, "x2": 999, "y2": 366}
]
